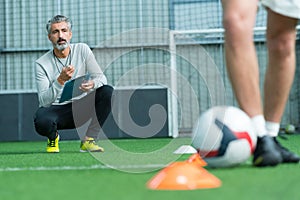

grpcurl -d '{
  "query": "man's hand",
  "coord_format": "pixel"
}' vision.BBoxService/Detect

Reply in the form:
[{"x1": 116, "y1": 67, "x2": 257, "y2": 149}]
[
  {"x1": 79, "y1": 80, "x2": 94, "y2": 92},
  {"x1": 57, "y1": 65, "x2": 75, "y2": 85}
]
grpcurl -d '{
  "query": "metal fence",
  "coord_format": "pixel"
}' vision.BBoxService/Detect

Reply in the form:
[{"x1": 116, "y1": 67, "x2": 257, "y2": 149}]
[{"x1": 1, "y1": 0, "x2": 300, "y2": 132}]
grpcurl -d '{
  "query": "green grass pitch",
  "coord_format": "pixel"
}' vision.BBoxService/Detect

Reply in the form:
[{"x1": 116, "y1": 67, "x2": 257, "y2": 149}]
[{"x1": 0, "y1": 135, "x2": 300, "y2": 200}]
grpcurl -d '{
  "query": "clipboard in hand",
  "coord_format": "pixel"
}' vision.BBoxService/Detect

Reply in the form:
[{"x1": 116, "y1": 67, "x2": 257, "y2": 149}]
[{"x1": 59, "y1": 74, "x2": 90, "y2": 103}]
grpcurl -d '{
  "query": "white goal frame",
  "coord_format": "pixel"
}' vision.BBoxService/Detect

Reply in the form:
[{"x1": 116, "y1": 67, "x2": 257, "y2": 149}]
[{"x1": 168, "y1": 26, "x2": 300, "y2": 137}]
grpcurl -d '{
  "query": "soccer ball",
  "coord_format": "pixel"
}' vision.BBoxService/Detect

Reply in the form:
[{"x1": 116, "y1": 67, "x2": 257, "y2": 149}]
[
  {"x1": 191, "y1": 106, "x2": 257, "y2": 168},
  {"x1": 285, "y1": 124, "x2": 296, "y2": 134}
]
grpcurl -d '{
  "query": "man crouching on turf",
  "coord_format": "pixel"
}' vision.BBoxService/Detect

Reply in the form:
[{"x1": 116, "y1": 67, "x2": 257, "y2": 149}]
[{"x1": 34, "y1": 15, "x2": 113, "y2": 153}]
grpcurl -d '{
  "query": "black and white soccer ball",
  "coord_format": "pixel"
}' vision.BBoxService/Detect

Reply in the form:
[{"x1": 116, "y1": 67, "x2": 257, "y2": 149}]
[{"x1": 192, "y1": 106, "x2": 257, "y2": 168}]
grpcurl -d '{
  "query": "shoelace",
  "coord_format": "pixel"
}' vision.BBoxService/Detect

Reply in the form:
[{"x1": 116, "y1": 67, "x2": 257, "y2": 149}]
[
  {"x1": 86, "y1": 139, "x2": 96, "y2": 144},
  {"x1": 48, "y1": 140, "x2": 56, "y2": 147}
]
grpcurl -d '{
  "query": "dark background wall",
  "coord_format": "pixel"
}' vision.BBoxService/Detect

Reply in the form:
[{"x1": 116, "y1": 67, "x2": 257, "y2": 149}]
[{"x1": 0, "y1": 87, "x2": 170, "y2": 141}]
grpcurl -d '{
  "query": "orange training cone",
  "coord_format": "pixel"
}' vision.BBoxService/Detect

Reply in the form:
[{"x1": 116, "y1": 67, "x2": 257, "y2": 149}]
[{"x1": 146, "y1": 154, "x2": 222, "y2": 190}]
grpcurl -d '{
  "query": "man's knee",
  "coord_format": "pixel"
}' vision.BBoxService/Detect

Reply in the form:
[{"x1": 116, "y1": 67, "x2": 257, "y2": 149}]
[
  {"x1": 34, "y1": 110, "x2": 56, "y2": 137},
  {"x1": 268, "y1": 36, "x2": 295, "y2": 58},
  {"x1": 95, "y1": 85, "x2": 114, "y2": 101}
]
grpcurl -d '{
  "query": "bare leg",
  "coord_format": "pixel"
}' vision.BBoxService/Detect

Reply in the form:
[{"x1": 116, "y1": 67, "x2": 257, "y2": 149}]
[
  {"x1": 263, "y1": 9, "x2": 300, "y2": 163},
  {"x1": 222, "y1": 0, "x2": 262, "y2": 117},
  {"x1": 264, "y1": 9, "x2": 298, "y2": 123},
  {"x1": 222, "y1": 0, "x2": 283, "y2": 167}
]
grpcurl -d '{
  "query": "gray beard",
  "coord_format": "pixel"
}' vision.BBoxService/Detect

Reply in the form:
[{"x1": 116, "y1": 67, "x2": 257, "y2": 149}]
[{"x1": 54, "y1": 42, "x2": 69, "y2": 51}]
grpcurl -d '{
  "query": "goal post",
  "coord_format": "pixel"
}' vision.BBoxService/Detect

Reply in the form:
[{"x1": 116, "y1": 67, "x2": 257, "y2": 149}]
[{"x1": 168, "y1": 25, "x2": 300, "y2": 136}]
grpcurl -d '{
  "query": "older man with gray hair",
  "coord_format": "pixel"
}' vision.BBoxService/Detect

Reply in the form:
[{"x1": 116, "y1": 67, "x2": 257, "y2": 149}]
[{"x1": 34, "y1": 15, "x2": 113, "y2": 153}]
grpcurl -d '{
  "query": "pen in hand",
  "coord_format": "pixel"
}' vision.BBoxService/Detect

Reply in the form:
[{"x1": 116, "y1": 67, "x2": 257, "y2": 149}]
[{"x1": 57, "y1": 65, "x2": 75, "y2": 85}]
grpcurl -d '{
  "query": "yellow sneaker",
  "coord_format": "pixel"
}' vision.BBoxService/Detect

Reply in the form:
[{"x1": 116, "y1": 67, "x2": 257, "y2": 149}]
[
  {"x1": 80, "y1": 137, "x2": 104, "y2": 152},
  {"x1": 46, "y1": 134, "x2": 60, "y2": 153}
]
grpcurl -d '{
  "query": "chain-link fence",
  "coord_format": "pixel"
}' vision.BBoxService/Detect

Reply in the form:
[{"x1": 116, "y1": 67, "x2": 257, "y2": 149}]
[{"x1": 1, "y1": 0, "x2": 300, "y2": 132}]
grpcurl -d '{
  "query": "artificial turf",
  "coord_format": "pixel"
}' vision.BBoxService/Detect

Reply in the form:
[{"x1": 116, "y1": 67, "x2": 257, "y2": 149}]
[{"x1": 0, "y1": 135, "x2": 299, "y2": 200}]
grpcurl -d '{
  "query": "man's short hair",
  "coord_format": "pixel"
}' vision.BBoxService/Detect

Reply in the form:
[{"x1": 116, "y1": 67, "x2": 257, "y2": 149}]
[{"x1": 46, "y1": 15, "x2": 72, "y2": 34}]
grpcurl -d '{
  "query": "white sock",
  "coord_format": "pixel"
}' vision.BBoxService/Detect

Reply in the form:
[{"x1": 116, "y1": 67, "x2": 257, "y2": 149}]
[
  {"x1": 251, "y1": 115, "x2": 268, "y2": 137},
  {"x1": 265, "y1": 121, "x2": 280, "y2": 137}
]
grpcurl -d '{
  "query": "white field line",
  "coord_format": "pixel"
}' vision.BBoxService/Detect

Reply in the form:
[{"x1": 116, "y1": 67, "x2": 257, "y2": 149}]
[{"x1": 0, "y1": 164, "x2": 166, "y2": 172}]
